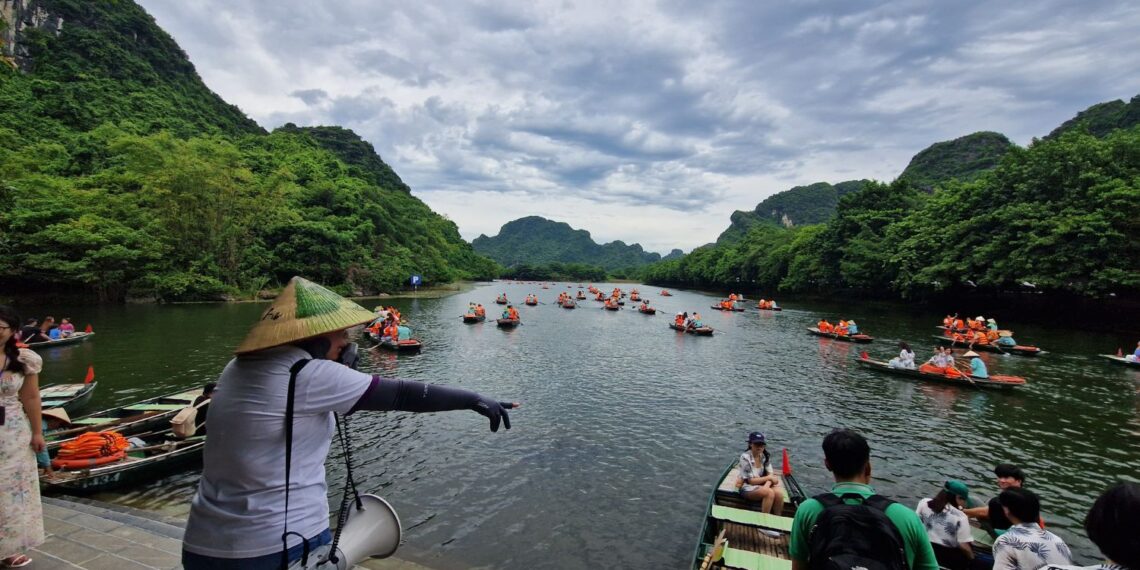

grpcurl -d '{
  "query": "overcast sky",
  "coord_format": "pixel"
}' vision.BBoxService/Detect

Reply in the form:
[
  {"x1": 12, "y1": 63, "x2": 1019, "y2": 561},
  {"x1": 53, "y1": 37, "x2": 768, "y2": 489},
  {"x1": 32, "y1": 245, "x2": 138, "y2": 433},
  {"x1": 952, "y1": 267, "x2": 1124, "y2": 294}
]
[{"x1": 137, "y1": 0, "x2": 1140, "y2": 254}]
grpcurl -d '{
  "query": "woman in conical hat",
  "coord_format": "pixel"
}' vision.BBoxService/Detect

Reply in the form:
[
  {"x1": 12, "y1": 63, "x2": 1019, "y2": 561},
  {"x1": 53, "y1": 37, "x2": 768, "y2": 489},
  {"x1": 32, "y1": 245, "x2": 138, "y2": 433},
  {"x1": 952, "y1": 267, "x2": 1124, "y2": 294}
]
[{"x1": 182, "y1": 277, "x2": 519, "y2": 569}]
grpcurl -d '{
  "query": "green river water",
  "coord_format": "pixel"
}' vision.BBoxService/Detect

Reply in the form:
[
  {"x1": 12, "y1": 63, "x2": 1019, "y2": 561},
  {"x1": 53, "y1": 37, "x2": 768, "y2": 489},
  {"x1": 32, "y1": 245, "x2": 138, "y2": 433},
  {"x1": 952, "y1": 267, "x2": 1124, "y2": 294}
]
[{"x1": 22, "y1": 282, "x2": 1140, "y2": 569}]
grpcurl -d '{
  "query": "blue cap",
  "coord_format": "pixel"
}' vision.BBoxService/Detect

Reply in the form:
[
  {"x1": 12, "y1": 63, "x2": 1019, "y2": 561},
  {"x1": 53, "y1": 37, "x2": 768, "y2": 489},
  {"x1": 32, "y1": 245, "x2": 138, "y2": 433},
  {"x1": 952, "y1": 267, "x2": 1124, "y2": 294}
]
[{"x1": 748, "y1": 432, "x2": 767, "y2": 445}]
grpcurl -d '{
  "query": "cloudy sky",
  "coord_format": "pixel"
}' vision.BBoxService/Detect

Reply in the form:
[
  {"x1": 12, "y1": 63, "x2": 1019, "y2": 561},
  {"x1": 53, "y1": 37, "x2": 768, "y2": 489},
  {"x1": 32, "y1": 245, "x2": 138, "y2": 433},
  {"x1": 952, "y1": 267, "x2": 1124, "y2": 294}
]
[{"x1": 137, "y1": 0, "x2": 1140, "y2": 254}]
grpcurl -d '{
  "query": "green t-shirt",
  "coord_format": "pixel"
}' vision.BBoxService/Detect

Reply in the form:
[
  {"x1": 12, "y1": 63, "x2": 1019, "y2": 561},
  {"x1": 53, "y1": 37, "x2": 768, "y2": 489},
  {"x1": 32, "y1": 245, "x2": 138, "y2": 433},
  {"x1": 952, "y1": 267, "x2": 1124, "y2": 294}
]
[{"x1": 789, "y1": 482, "x2": 938, "y2": 570}]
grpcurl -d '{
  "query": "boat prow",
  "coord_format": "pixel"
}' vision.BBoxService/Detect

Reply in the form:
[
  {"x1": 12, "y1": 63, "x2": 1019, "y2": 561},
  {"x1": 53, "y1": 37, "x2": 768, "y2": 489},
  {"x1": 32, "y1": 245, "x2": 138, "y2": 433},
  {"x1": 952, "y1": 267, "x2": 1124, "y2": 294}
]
[{"x1": 1101, "y1": 354, "x2": 1140, "y2": 367}]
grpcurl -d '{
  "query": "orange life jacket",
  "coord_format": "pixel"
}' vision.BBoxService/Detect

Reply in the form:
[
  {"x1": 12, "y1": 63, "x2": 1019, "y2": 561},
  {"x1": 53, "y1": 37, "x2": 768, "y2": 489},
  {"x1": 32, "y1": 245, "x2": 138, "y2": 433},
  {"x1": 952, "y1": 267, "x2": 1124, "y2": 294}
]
[{"x1": 675, "y1": 316, "x2": 684, "y2": 326}]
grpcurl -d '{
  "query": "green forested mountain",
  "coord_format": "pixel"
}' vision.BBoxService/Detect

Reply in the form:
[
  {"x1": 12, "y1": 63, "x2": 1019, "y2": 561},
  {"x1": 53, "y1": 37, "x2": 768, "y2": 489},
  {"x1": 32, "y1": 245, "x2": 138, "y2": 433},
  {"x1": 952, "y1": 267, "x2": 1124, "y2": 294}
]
[
  {"x1": 644, "y1": 120, "x2": 1140, "y2": 301},
  {"x1": 717, "y1": 180, "x2": 867, "y2": 244},
  {"x1": 472, "y1": 216, "x2": 665, "y2": 271},
  {"x1": 1047, "y1": 95, "x2": 1140, "y2": 139},
  {"x1": 897, "y1": 131, "x2": 1015, "y2": 191},
  {"x1": 0, "y1": 0, "x2": 497, "y2": 301}
]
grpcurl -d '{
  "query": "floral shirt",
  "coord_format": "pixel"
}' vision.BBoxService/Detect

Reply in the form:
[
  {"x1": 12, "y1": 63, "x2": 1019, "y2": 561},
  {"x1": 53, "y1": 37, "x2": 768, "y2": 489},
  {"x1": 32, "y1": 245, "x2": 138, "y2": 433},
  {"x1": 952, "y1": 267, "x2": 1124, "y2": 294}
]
[
  {"x1": 993, "y1": 522, "x2": 1073, "y2": 570},
  {"x1": 915, "y1": 498, "x2": 973, "y2": 548},
  {"x1": 737, "y1": 450, "x2": 771, "y2": 492}
]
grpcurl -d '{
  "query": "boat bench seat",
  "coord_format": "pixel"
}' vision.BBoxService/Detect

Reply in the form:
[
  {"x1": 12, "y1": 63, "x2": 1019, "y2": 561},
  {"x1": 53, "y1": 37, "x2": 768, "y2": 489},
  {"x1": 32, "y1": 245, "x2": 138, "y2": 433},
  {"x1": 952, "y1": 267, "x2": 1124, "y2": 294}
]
[
  {"x1": 73, "y1": 417, "x2": 114, "y2": 425},
  {"x1": 712, "y1": 505, "x2": 793, "y2": 532},
  {"x1": 721, "y1": 547, "x2": 792, "y2": 570},
  {"x1": 124, "y1": 404, "x2": 186, "y2": 411}
]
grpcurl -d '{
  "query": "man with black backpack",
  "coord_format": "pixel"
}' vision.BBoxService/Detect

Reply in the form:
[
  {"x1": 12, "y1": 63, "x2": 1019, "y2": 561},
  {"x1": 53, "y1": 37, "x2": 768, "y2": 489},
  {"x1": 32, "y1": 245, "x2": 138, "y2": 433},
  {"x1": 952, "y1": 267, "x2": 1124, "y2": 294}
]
[{"x1": 790, "y1": 429, "x2": 938, "y2": 570}]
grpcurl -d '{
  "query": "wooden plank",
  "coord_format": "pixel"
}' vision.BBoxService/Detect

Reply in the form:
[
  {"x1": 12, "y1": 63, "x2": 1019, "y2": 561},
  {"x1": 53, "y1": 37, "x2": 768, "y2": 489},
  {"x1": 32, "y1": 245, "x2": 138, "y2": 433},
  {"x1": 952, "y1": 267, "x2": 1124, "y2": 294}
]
[
  {"x1": 721, "y1": 547, "x2": 793, "y2": 570},
  {"x1": 124, "y1": 404, "x2": 187, "y2": 411},
  {"x1": 41, "y1": 385, "x2": 85, "y2": 396},
  {"x1": 712, "y1": 505, "x2": 793, "y2": 532}
]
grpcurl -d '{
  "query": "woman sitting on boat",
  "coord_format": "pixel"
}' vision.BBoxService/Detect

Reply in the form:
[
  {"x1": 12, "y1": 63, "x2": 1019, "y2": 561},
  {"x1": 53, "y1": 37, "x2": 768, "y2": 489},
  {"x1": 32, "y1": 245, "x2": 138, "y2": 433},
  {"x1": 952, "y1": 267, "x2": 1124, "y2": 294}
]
[
  {"x1": 889, "y1": 342, "x2": 916, "y2": 370},
  {"x1": 995, "y1": 331, "x2": 1018, "y2": 347},
  {"x1": 834, "y1": 320, "x2": 849, "y2": 336},
  {"x1": 736, "y1": 432, "x2": 784, "y2": 517},
  {"x1": 58, "y1": 318, "x2": 75, "y2": 338},
  {"x1": 847, "y1": 320, "x2": 859, "y2": 335},
  {"x1": 916, "y1": 480, "x2": 975, "y2": 570},
  {"x1": 674, "y1": 312, "x2": 686, "y2": 327},
  {"x1": 920, "y1": 347, "x2": 964, "y2": 377},
  {"x1": 817, "y1": 319, "x2": 833, "y2": 333},
  {"x1": 964, "y1": 351, "x2": 988, "y2": 378},
  {"x1": 687, "y1": 313, "x2": 704, "y2": 331}
]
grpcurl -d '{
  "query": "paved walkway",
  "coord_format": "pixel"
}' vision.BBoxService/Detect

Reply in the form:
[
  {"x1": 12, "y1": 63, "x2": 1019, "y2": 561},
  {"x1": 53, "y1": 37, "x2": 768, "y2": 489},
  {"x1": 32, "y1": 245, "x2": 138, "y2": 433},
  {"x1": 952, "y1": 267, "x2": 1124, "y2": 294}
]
[{"x1": 28, "y1": 497, "x2": 432, "y2": 570}]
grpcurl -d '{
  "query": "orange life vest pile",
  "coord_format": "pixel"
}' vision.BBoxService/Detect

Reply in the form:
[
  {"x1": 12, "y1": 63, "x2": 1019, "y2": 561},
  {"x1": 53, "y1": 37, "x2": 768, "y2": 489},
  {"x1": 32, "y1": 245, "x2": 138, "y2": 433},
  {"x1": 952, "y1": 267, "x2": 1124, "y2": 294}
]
[{"x1": 53, "y1": 431, "x2": 130, "y2": 469}]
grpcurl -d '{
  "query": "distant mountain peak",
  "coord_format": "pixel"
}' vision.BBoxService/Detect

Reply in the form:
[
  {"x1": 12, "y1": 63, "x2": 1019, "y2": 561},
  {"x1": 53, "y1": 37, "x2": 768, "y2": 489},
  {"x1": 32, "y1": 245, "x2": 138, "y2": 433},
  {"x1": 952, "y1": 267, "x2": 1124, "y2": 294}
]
[
  {"x1": 472, "y1": 216, "x2": 666, "y2": 270},
  {"x1": 897, "y1": 131, "x2": 1015, "y2": 192}
]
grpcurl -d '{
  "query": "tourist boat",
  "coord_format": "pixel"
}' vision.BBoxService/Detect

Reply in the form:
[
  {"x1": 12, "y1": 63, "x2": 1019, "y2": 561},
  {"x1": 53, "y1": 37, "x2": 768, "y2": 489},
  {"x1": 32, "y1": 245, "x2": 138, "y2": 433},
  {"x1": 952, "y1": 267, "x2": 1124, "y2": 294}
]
[
  {"x1": 638, "y1": 306, "x2": 657, "y2": 315},
  {"x1": 525, "y1": 298, "x2": 539, "y2": 306},
  {"x1": 670, "y1": 323, "x2": 714, "y2": 336},
  {"x1": 377, "y1": 338, "x2": 423, "y2": 352},
  {"x1": 462, "y1": 314, "x2": 485, "y2": 324},
  {"x1": 710, "y1": 305, "x2": 744, "y2": 312},
  {"x1": 497, "y1": 318, "x2": 521, "y2": 328},
  {"x1": 495, "y1": 297, "x2": 508, "y2": 305},
  {"x1": 691, "y1": 451, "x2": 807, "y2": 570},
  {"x1": 756, "y1": 305, "x2": 782, "y2": 312},
  {"x1": 604, "y1": 303, "x2": 621, "y2": 311},
  {"x1": 576, "y1": 292, "x2": 586, "y2": 300},
  {"x1": 1100, "y1": 354, "x2": 1140, "y2": 368},
  {"x1": 807, "y1": 327, "x2": 874, "y2": 343},
  {"x1": 561, "y1": 300, "x2": 576, "y2": 309},
  {"x1": 43, "y1": 428, "x2": 206, "y2": 493},
  {"x1": 46, "y1": 387, "x2": 203, "y2": 451},
  {"x1": 932, "y1": 336, "x2": 1042, "y2": 356},
  {"x1": 26, "y1": 332, "x2": 95, "y2": 350},
  {"x1": 41, "y1": 382, "x2": 98, "y2": 415},
  {"x1": 856, "y1": 356, "x2": 1027, "y2": 389},
  {"x1": 660, "y1": 290, "x2": 672, "y2": 296}
]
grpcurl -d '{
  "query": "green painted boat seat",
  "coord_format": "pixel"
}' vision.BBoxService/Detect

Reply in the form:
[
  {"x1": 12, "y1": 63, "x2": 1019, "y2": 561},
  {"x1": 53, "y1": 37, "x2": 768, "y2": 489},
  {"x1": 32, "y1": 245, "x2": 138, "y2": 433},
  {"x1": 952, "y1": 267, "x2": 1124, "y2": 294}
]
[
  {"x1": 73, "y1": 417, "x2": 113, "y2": 425},
  {"x1": 123, "y1": 404, "x2": 186, "y2": 411},
  {"x1": 711, "y1": 505, "x2": 793, "y2": 532},
  {"x1": 41, "y1": 387, "x2": 84, "y2": 396},
  {"x1": 721, "y1": 547, "x2": 792, "y2": 570}
]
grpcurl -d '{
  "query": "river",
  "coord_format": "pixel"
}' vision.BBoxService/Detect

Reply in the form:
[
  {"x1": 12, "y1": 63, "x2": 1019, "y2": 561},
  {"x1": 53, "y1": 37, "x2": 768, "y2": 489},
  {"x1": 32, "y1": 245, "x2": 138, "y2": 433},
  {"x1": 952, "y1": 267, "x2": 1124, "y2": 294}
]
[{"x1": 25, "y1": 282, "x2": 1140, "y2": 568}]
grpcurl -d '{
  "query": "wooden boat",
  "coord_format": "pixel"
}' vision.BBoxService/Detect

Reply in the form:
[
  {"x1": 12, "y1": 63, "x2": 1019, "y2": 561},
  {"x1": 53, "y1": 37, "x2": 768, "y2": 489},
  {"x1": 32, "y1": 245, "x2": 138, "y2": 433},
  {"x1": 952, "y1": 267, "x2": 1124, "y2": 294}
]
[
  {"x1": 562, "y1": 301, "x2": 576, "y2": 309},
  {"x1": 1100, "y1": 354, "x2": 1140, "y2": 368},
  {"x1": 932, "y1": 336, "x2": 1042, "y2": 356},
  {"x1": 691, "y1": 452, "x2": 807, "y2": 570},
  {"x1": 524, "y1": 299, "x2": 538, "y2": 306},
  {"x1": 377, "y1": 338, "x2": 423, "y2": 352},
  {"x1": 497, "y1": 318, "x2": 521, "y2": 328},
  {"x1": 462, "y1": 314, "x2": 485, "y2": 323},
  {"x1": 807, "y1": 327, "x2": 874, "y2": 343},
  {"x1": 856, "y1": 356, "x2": 1027, "y2": 389},
  {"x1": 43, "y1": 429, "x2": 206, "y2": 493},
  {"x1": 41, "y1": 382, "x2": 98, "y2": 414},
  {"x1": 26, "y1": 332, "x2": 95, "y2": 350},
  {"x1": 710, "y1": 305, "x2": 744, "y2": 312},
  {"x1": 575, "y1": 292, "x2": 586, "y2": 300},
  {"x1": 670, "y1": 323, "x2": 714, "y2": 336},
  {"x1": 756, "y1": 306, "x2": 782, "y2": 312},
  {"x1": 660, "y1": 290, "x2": 672, "y2": 296},
  {"x1": 638, "y1": 306, "x2": 657, "y2": 315},
  {"x1": 46, "y1": 387, "x2": 202, "y2": 451},
  {"x1": 604, "y1": 303, "x2": 621, "y2": 311},
  {"x1": 494, "y1": 298, "x2": 508, "y2": 305}
]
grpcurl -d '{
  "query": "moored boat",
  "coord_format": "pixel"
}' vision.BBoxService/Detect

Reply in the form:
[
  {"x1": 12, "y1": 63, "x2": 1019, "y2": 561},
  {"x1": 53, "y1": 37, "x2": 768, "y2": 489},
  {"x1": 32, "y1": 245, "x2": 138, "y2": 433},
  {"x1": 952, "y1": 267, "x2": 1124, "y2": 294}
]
[
  {"x1": 44, "y1": 429, "x2": 205, "y2": 493},
  {"x1": 46, "y1": 387, "x2": 202, "y2": 451},
  {"x1": 26, "y1": 332, "x2": 95, "y2": 350},
  {"x1": 710, "y1": 305, "x2": 744, "y2": 312},
  {"x1": 932, "y1": 336, "x2": 1042, "y2": 356},
  {"x1": 497, "y1": 318, "x2": 521, "y2": 328},
  {"x1": 1100, "y1": 354, "x2": 1140, "y2": 368},
  {"x1": 670, "y1": 323, "x2": 714, "y2": 336},
  {"x1": 377, "y1": 338, "x2": 423, "y2": 352},
  {"x1": 462, "y1": 314, "x2": 485, "y2": 324},
  {"x1": 41, "y1": 382, "x2": 97, "y2": 414},
  {"x1": 691, "y1": 452, "x2": 807, "y2": 570},
  {"x1": 807, "y1": 327, "x2": 874, "y2": 343},
  {"x1": 856, "y1": 356, "x2": 1027, "y2": 389}
]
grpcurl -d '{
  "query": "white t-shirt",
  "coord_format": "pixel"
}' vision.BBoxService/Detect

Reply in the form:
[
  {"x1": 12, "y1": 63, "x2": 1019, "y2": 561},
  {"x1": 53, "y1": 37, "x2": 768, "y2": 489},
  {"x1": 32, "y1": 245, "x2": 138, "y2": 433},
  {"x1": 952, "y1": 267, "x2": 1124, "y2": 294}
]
[
  {"x1": 915, "y1": 498, "x2": 973, "y2": 548},
  {"x1": 182, "y1": 346, "x2": 372, "y2": 558}
]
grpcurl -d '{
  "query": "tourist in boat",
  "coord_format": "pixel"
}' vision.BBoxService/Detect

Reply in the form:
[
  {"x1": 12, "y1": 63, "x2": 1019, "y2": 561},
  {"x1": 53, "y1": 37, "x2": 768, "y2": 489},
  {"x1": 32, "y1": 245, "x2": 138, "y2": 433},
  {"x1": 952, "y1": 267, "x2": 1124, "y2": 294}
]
[
  {"x1": 986, "y1": 318, "x2": 999, "y2": 332},
  {"x1": 19, "y1": 318, "x2": 49, "y2": 344},
  {"x1": 963, "y1": 464, "x2": 1026, "y2": 538},
  {"x1": 1, "y1": 305, "x2": 46, "y2": 569},
  {"x1": 889, "y1": 342, "x2": 916, "y2": 369},
  {"x1": 58, "y1": 318, "x2": 75, "y2": 338},
  {"x1": 687, "y1": 312, "x2": 704, "y2": 331},
  {"x1": 943, "y1": 315, "x2": 955, "y2": 329},
  {"x1": 847, "y1": 320, "x2": 859, "y2": 335},
  {"x1": 36, "y1": 407, "x2": 72, "y2": 478},
  {"x1": 507, "y1": 305, "x2": 520, "y2": 320},
  {"x1": 180, "y1": 277, "x2": 517, "y2": 569},
  {"x1": 38, "y1": 316, "x2": 55, "y2": 337},
  {"x1": 991, "y1": 489, "x2": 1072, "y2": 570},
  {"x1": 191, "y1": 381, "x2": 216, "y2": 435},
  {"x1": 1073, "y1": 482, "x2": 1140, "y2": 570},
  {"x1": 834, "y1": 320, "x2": 849, "y2": 336},
  {"x1": 674, "y1": 312, "x2": 686, "y2": 327},
  {"x1": 736, "y1": 432, "x2": 784, "y2": 518},
  {"x1": 817, "y1": 319, "x2": 833, "y2": 333},
  {"x1": 964, "y1": 351, "x2": 988, "y2": 379},
  {"x1": 916, "y1": 480, "x2": 974, "y2": 570},
  {"x1": 47, "y1": 325, "x2": 62, "y2": 340},
  {"x1": 475, "y1": 304, "x2": 486, "y2": 318},
  {"x1": 953, "y1": 316, "x2": 966, "y2": 331}
]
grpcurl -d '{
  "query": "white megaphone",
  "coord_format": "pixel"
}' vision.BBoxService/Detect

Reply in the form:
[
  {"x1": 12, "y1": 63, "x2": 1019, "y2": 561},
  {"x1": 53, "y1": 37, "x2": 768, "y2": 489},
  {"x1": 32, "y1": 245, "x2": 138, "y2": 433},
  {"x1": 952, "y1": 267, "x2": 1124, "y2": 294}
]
[{"x1": 289, "y1": 494, "x2": 402, "y2": 570}]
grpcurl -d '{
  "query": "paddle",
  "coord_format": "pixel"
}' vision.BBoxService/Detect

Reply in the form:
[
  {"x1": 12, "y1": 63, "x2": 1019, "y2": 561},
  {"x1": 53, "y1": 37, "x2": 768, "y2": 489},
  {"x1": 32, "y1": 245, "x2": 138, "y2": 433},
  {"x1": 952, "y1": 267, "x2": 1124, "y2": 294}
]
[
  {"x1": 953, "y1": 360, "x2": 979, "y2": 387},
  {"x1": 698, "y1": 529, "x2": 727, "y2": 570}
]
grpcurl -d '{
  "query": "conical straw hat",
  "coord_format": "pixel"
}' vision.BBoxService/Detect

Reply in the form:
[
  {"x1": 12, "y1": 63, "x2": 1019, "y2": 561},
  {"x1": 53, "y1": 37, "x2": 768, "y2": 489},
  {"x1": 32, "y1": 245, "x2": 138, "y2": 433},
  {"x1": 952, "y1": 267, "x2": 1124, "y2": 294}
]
[{"x1": 235, "y1": 276, "x2": 376, "y2": 354}]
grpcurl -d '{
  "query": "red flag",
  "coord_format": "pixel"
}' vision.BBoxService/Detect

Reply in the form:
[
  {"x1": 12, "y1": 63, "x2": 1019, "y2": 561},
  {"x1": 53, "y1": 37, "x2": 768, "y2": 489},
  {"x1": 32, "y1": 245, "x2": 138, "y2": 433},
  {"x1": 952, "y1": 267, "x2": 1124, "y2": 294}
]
[
  {"x1": 84, "y1": 324, "x2": 93, "y2": 333},
  {"x1": 84, "y1": 365, "x2": 95, "y2": 384},
  {"x1": 860, "y1": 351, "x2": 869, "y2": 360},
  {"x1": 782, "y1": 448, "x2": 792, "y2": 476}
]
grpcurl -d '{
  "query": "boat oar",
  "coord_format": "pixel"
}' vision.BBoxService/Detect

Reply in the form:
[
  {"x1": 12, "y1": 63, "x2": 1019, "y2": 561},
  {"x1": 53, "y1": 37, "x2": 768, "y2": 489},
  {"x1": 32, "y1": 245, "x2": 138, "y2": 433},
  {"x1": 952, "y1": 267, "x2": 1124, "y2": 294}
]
[{"x1": 698, "y1": 529, "x2": 727, "y2": 570}]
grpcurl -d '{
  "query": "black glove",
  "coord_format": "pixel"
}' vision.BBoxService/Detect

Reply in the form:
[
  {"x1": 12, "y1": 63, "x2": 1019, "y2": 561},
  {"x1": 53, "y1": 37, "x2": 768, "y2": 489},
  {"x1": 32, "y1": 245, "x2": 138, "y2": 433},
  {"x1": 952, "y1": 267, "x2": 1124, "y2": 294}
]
[{"x1": 471, "y1": 397, "x2": 513, "y2": 432}]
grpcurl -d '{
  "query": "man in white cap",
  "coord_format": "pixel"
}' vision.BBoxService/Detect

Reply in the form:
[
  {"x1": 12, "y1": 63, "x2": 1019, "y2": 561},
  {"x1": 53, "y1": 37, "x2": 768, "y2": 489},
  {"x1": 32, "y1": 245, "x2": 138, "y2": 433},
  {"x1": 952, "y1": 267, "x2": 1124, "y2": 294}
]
[{"x1": 182, "y1": 277, "x2": 519, "y2": 569}]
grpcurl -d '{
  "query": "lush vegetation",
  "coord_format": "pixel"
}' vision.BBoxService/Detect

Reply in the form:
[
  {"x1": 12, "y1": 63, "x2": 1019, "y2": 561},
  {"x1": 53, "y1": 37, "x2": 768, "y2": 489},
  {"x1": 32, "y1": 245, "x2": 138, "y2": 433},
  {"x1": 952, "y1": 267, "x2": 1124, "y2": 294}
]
[
  {"x1": 500, "y1": 262, "x2": 609, "y2": 282},
  {"x1": 1047, "y1": 95, "x2": 1140, "y2": 139},
  {"x1": 472, "y1": 216, "x2": 666, "y2": 271},
  {"x1": 0, "y1": 0, "x2": 498, "y2": 301},
  {"x1": 642, "y1": 127, "x2": 1140, "y2": 300},
  {"x1": 897, "y1": 132, "x2": 1015, "y2": 191},
  {"x1": 717, "y1": 180, "x2": 867, "y2": 244}
]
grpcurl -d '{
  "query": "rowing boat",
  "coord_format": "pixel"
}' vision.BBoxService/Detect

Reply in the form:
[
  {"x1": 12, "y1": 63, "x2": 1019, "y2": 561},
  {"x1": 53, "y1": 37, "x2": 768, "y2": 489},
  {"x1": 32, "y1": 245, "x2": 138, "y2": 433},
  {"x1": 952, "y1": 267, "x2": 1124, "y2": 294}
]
[
  {"x1": 377, "y1": 338, "x2": 423, "y2": 352},
  {"x1": 562, "y1": 301, "x2": 576, "y2": 309},
  {"x1": 807, "y1": 327, "x2": 874, "y2": 343},
  {"x1": 524, "y1": 300, "x2": 538, "y2": 306},
  {"x1": 462, "y1": 314, "x2": 485, "y2": 323},
  {"x1": 494, "y1": 298, "x2": 508, "y2": 305},
  {"x1": 691, "y1": 452, "x2": 807, "y2": 570},
  {"x1": 1100, "y1": 354, "x2": 1140, "y2": 368},
  {"x1": 604, "y1": 304, "x2": 620, "y2": 311},
  {"x1": 756, "y1": 306, "x2": 782, "y2": 312},
  {"x1": 638, "y1": 307, "x2": 657, "y2": 315},
  {"x1": 41, "y1": 382, "x2": 97, "y2": 414},
  {"x1": 670, "y1": 323, "x2": 714, "y2": 336},
  {"x1": 710, "y1": 305, "x2": 744, "y2": 312},
  {"x1": 932, "y1": 336, "x2": 1042, "y2": 356},
  {"x1": 497, "y1": 318, "x2": 521, "y2": 328},
  {"x1": 856, "y1": 356, "x2": 1027, "y2": 389},
  {"x1": 43, "y1": 428, "x2": 205, "y2": 493},
  {"x1": 26, "y1": 332, "x2": 95, "y2": 350},
  {"x1": 46, "y1": 387, "x2": 202, "y2": 451}
]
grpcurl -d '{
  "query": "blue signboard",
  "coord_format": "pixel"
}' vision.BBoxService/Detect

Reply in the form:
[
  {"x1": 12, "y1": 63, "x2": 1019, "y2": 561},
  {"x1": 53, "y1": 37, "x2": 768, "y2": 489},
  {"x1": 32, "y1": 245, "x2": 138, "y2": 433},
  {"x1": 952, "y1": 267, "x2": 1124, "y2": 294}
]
[{"x1": 410, "y1": 275, "x2": 422, "y2": 286}]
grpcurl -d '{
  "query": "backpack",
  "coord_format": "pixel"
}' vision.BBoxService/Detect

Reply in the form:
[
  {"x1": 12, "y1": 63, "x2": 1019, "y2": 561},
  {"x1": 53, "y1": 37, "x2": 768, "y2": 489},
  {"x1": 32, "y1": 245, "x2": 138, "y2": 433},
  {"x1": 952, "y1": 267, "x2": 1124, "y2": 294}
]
[{"x1": 807, "y1": 492, "x2": 908, "y2": 570}]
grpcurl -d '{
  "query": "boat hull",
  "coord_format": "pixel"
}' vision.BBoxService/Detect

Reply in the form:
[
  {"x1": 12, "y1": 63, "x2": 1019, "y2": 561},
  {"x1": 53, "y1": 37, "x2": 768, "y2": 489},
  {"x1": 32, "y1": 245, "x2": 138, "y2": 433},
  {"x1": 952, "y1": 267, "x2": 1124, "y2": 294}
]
[
  {"x1": 41, "y1": 382, "x2": 98, "y2": 415},
  {"x1": 856, "y1": 357, "x2": 1026, "y2": 389},
  {"x1": 807, "y1": 327, "x2": 874, "y2": 343},
  {"x1": 497, "y1": 318, "x2": 520, "y2": 328},
  {"x1": 932, "y1": 336, "x2": 1042, "y2": 356},
  {"x1": 670, "y1": 323, "x2": 714, "y2": 336},
  {"x1": 27, "y1": 332, "x2": 95, "y2": 350},
  {"x1": 1101, "y1": 354, "x2": 1140, "y2": 368}
]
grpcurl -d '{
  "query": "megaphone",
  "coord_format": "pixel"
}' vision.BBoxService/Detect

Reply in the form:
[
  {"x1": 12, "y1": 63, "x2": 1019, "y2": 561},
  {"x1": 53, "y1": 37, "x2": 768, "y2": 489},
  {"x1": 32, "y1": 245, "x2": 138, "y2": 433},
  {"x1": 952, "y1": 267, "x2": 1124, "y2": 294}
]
[{"x1": 289, "y1": 494, "x2": 402, "y2": 570}]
